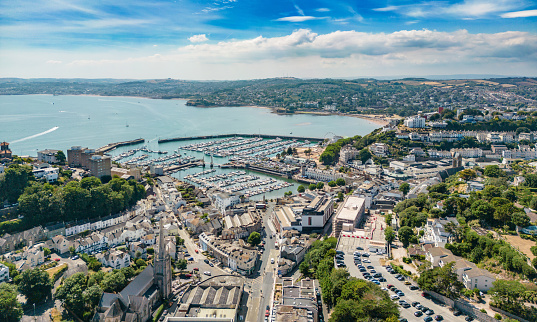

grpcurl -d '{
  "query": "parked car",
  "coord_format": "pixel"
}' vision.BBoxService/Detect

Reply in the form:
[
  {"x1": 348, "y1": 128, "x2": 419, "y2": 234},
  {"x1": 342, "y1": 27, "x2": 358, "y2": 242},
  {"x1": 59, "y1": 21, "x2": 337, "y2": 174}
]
[
  {"x1": 204, "y1": 271, "x2": 211, "y2": 276},
  {"x1": 414, "y1": 311, "x2": 423, "y2": 317},
  {"x1": 434, "y1": 315, "x2": 443, "y2": 321}
]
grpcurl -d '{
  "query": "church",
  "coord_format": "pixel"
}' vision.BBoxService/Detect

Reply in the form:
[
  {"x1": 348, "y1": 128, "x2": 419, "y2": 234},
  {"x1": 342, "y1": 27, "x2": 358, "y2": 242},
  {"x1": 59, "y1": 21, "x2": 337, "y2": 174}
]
[{"x1": 93, "y1": 221, "x2": 172, "y2": 322}]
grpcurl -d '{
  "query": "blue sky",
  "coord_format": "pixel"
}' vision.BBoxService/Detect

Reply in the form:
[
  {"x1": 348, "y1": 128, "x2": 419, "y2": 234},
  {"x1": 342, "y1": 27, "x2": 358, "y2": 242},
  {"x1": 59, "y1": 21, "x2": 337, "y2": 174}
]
[{"x1": 1, "y1": 0, "x2": 536, "y2": 79}]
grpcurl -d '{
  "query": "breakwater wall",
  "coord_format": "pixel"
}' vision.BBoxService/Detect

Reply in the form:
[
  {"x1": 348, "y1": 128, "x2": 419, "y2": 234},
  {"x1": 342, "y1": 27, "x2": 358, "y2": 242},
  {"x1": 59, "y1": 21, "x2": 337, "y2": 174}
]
[
  {"x1": 97, "y1": 138, "x2": 145, "y2": 153},
  {"x1": 158, "y1": 134, "x2": 324, "y2": 144}
]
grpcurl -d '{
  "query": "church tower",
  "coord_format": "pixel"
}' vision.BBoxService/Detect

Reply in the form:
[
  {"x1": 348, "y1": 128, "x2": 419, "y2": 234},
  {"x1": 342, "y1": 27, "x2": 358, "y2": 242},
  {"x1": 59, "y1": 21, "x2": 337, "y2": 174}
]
[{"x1": 154, "y1": 220, "x2": 172, "y2": 299}]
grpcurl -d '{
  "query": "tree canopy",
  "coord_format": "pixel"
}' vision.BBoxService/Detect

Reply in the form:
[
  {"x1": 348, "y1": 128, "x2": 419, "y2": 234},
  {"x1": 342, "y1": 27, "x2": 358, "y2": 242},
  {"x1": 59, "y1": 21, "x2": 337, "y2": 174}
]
[
  {"x1": 17, "y1": 268, "x2": 52, "y2": 304},
  {"x1": 0, "y1": 283, "x2": 23, "y2": 322},
  {"x1": 247, "y1": 231, "x2": 261, "y2": 246}
]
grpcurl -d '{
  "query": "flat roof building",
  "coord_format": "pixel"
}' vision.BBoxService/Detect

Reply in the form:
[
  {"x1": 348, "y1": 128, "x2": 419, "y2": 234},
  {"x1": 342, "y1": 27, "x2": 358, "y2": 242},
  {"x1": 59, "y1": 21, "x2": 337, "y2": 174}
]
[{"x1": 333, "y1": 196, "x2": 366, "y2": 237}]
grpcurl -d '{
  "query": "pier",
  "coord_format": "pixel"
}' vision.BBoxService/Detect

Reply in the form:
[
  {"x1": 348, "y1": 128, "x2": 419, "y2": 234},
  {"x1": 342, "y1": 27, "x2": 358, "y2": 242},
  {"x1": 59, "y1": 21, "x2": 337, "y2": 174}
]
[
  {"x1": 97, "y1": 138, "x2": 145, "y2": 153},
  {"x1": 158, "y1": 133, "x2": 324, "y2": 144},
  {"x1": 164, "y1": 159, "x2": 204, "y2": 173}
]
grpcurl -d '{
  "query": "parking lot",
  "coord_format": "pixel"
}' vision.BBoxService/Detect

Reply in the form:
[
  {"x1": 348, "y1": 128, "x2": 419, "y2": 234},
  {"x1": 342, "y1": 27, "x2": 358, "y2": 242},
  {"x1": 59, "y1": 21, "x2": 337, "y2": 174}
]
[{"x1": 338, "y1": 235, "x2": 471, "y2": 322}]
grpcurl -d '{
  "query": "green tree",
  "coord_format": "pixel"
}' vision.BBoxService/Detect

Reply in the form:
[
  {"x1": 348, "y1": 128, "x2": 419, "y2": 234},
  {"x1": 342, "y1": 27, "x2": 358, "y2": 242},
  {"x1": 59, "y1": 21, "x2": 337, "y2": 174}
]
[
  {"x1": 100, "y1": 271, "x2": 126, "y2": 293},
  {"x1": 328, "y1": 299, "x2": 361, "y2": 322},
  {"x1": 399, "y1": 182, "x2": 410, "y2": 196},
  {"x1": 56, "y1": 272, "x2": 94, "y2": 317},
  {"x1": 385, "y1": 213, "x2": 392, "y2": 226},
  {"x1": 489, "y1": 280, "x2": 525, "y2": 307},
  {"x1": 18, "y1": 268, "x2": 52, "y2": 304},
  {"x1": 484, "y1": 165, "x2": 504, "y2": 178},
  {"x1": 512, "y1": 212, "x2": 530, "y2": 228},
  {"x1": 316, "y1": 182, "x2": 324, "y2": 190},
  {"x1": 135, "y1": 258, "x2": 146, "y2": 267},
  {"x1": 308, "y1": 183, "x2": 317, "y2": 191},
  {"x1": 176, "y1": 259, "x2": 188, "y2": 270},
  {"x1": 299, "y1": 261, "x2": 310, "y2": 276},
  {"x1": 43, "y1": 247, "x2": 51, "y2": 257},
  {"x1": 0, "y1": 164, "x2": 34, "y2": 203},
  {"x1": 384, "y1": 226, "x2": 395, "y2": 257},
  {"x1": 247, "y1": 231, "x2": 261, "y2": 247},
  {"x1": 336, "y1": 178, "x2": 346, "y2": 186},
  {"x1": 120, "y1": 267, "x2": 135, "y2": 279},
  {"x1": 458, "y1": 169, "x2": 477, "y2": 181},
  {"x1": 54, "y1": 150, "x2": 66, "y2": 164},
  {"x1": 0, "y1": 283, "x2": 23, "y2": 322},
  {"x1": 328, "y1": 181, "x2": 336, "y2": 187},
  {"x1": 358, "y1": 148, "x2": 372, "y2": 164},
  {"x1": 427, "y1": 183, "x2": 448, "y2": 194},
  {"x1": 398, "y1": 226, "x2": 414, "y2": 248},
  {"x1": 417, "y1": 262, "x2": 464, "y2": 299},
  {"x1": 297, "y1": 185, "x2": 305, "y2": 193},
  {"x1": 83, "y1": 284, "x2": 103, "y2": 309}
]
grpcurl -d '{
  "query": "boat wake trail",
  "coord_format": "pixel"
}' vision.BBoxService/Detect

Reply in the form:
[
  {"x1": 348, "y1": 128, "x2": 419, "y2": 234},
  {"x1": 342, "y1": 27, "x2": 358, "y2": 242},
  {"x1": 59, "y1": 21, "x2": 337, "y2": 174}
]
[{"x1": 11, "y1": 126, "x2": 59, "y2": 143}]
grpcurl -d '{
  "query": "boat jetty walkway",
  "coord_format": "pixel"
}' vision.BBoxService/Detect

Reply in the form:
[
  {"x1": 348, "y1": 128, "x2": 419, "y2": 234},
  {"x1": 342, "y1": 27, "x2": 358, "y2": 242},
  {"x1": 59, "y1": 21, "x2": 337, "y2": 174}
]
[
  {"x1": 158, "y1": 133, "x2": 324, "y2": 144},
  {"x1": 97, "y1": 138, "x2": 145, "y2": 153}
]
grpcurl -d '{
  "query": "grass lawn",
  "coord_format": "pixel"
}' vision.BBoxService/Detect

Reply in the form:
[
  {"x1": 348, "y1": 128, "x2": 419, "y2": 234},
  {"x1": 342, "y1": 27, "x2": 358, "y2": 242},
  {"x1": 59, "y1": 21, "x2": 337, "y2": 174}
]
[
  {"x1": 46, "y1": 263, "x2": 68, "y2": 279},
  {"x1": 503, "y1": 234, "x2": 535, "y2": 260}
]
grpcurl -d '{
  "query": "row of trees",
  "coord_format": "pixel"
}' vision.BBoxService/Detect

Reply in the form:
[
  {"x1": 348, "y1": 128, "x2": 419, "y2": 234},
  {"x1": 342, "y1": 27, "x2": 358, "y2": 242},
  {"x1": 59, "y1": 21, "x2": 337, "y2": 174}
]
[{"x1": 17, "y1": 176, "x2": 145, "y2": 228}]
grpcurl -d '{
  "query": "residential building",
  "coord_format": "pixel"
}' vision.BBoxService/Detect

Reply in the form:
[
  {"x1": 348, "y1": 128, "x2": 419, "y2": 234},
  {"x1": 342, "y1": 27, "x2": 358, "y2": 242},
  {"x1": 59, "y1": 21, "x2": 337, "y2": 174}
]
[
  {"x1": 212, "y1": 192, "x2": 240, "y2": 214},
  {"x1": 0, "y1": 226, "x2": 46, "y2": 254},
  {"x1": 93, "y1": 222, "x2": 172, "y2": 322},
  {"x1": 97, "y1": 250, "x2": 131, "y2": 269},
  {"x1": 301, "y1": 167, "x2": 344, "y2": 182},
  {"x1": 199, "y1": 233, "x2": 258, "y2": 276},
  {"x1": 44, "y1": 222, "x2": 66, "y2": 239},
  {"x1": 37, "y1": 149, "x2": 60, "y2": 164},
  {"x1": 333, "y1": 196, "x2": 366, "y2": 237},
  {"x1": 426, "y1": 246, "x2": 453, "y2": 267},
  {"x1": 221, "y1": 208, "x2": 262, "y2": 240},
  {"x1": 519, "y1": 132, "x2": 534, "y2": 142},
  {"x1": 0, "y1": 263, "x2": 9, "y2": 282},
  {"x1": 450, "y1": 148, "x2": 483, "y2": 158},
  {"x1": 424, "y1": 218, "x2": 457, "y2": 247},
  {"x1": 45, "y1": 235, "x2": 71, "y2": 254},
  {"x1": 404, "y1": 116, "x2": 426, "y2": 128},
  {"x1": 461, "y1": 268, "x2": 496, "y2": 291},
  {"x1": 111, "y1": 167, "x2": 142, "y2": 181},
  {"x1": 339, "y1": 146, "x2": 359, "y2": 163},
  {"x1": 87, "y1": 155, "x2": 112, "y2": 179},
  {"x1": 369, "y1": 143, "x2": 388, "y2": 157},
  {"x1": 32, "y1": 167, "x2": 59, "y2": 183}
]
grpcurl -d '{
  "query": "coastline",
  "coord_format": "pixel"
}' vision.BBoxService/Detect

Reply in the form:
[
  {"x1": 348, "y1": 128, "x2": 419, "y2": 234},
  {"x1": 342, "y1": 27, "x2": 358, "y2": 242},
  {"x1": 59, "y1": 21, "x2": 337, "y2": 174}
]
[{"x1": 30, "y1": 93, "x2": 388, "y2": 125}]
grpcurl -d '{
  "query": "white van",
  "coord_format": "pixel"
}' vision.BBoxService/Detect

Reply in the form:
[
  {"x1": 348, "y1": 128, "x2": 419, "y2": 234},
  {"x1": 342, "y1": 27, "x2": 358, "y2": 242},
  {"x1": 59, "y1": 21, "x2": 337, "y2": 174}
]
[{"x1": 271, "y1": 258, "x2": 275, "y2": 264}]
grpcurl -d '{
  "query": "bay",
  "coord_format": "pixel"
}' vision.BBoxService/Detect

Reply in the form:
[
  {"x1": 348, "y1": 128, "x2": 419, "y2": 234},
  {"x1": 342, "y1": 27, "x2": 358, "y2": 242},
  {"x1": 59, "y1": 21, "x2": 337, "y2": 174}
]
[
  {"x1": 1, "y1": 94, "x2": 381, "y2": 200},
  {"x1": 1, "y1": 95, "x2": 380, "y2": 156}
]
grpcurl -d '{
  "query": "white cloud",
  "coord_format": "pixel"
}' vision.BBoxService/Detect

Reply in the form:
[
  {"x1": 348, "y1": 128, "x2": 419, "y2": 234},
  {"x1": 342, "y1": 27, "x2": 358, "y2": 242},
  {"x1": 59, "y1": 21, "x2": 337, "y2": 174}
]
[
  {"x1": 294, "y1": 4, "x2": 305, "y2": 16},
  {"x1": 3, "y1": 29, "x2": 536, "y2": 79},
  {"x1": 316, "y1": 8, "x2": 330, "y2": 12},
  {"x1": 188, "y1": 34, "x2": 209, "y2": 43},
  {"x1": 275, "y1": 16, "x2": 319, "y2": 22},
  {"x1": 501, "y1": 9, "x2": 537, "y2": 18},
  {"x1": 46, "y1": 60, "x2": 62, "y2": 64},
  {"x1": 374, "y1": 0, "x2": 525, "y2": 18}
]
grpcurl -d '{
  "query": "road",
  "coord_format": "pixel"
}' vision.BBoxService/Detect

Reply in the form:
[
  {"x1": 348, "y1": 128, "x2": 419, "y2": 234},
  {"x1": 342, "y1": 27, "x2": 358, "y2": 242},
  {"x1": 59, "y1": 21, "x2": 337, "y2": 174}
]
[{"x1": 337, "y1": 213, "x2": 471, "y2": 322}]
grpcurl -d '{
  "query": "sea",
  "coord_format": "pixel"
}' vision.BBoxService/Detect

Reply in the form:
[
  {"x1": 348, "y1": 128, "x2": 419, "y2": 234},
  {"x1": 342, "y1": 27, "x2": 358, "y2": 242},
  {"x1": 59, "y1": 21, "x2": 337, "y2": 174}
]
[{"x1": 1, "y1": 95, "x2": 381, "y2": 200}]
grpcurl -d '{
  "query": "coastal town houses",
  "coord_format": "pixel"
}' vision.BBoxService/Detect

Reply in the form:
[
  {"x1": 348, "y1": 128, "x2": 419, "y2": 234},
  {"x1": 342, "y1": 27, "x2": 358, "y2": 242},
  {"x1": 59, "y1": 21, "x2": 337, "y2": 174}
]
[
  {"x1": 93, "y1": 221, "x2": 172, "y2": 322},
  {"x1": 423, "y1": 218, "x2": 457, "y2": 247},
  {"x1": 3, "y1": 243, "x2": 45, "y2": 271},
  {"x1": 45, "y1": 235, "x2": 71, "y2": 254},
  {"x1": 199, "y1": 232, "x2": 258, "y2": 276},
  {"x1": 0, "y1": 226, "x2": 46, "y2": 255},
  {"x1": 71, "y1": 232, "x2": 107, "y2": 254},
  {"x1": 96, "y1": 250, "x2": 131, "y2": 269},
  {"x1": 221, "y1": 208, "x2": 263, "y2": 240}
]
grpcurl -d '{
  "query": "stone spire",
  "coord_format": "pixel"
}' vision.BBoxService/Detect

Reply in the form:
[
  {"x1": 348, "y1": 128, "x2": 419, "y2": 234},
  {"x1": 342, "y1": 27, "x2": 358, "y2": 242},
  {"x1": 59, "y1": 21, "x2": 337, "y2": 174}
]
[{"x1": 158, "y1": 219, "x2": 165, "y2": 259}]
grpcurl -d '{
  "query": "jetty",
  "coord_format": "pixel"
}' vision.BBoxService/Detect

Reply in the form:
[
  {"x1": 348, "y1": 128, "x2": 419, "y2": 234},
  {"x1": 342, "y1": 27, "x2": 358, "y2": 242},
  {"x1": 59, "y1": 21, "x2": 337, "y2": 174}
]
[
  {"x1": 158, "y1": 133, "x2": 324, "y2": 144},
  {"x1": 97, "y1": 138, "x2": 145, "y2": 153}
]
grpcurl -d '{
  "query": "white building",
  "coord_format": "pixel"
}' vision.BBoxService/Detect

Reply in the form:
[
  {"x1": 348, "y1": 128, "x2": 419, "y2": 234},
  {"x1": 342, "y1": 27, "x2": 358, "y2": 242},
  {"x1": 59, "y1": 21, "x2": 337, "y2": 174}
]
[
  {"x1": 301, "y1": 195, "x2": 334, "y2": 229},
  {"x1": 212, "y1": 192, "x2": 240, "y2": 214},
  {"x1": 333, "y1": 196, "x2": 366, "y2": 237},
  {"x1": 97, "y1": 250, "x2": 131, "y2": 269},
  {"x1": 450, "y1": 148, "x2": 483, "y2": 158},
  {"x1": 339, "y1": 146, "x2": 359, "y2": 163},
  {"x1": 462, "y1": 268, "x2": 496, "y2": 292},
  {"x1": 404, "y1": 116, "x2": 426, "y2": 128},
  {"x1": 302, "y1": 167, "x2": 344, "y2": 182},
  {"x1": 0, "y1": 263, "x2": 9, "y2": 282},
  {"x1": 37, "y1": 149, "x2": 60, "y2": 164},
  {"x1": 32, "y1": 167, "x2": 59, "y2": 183},
  {"x1": 369, "y1": 143, "x2": 388, "y2": 157}
]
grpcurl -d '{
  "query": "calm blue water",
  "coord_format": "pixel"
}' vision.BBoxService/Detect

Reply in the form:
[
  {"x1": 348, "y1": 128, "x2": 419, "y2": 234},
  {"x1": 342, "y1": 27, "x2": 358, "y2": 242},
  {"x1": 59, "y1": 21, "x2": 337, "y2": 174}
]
[
  {"x1": 1, "y1": 95, "x2": 379, "y2": 156},
  {"x1": 1, "y1": 95, "x2": 380, "y2": 200}
]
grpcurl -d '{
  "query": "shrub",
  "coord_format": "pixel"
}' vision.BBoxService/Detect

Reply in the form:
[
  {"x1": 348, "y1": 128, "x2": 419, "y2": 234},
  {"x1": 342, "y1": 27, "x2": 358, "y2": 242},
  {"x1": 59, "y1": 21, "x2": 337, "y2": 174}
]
[{"x1": 494, "y1": 313, "x2": 502, "y2": 320}]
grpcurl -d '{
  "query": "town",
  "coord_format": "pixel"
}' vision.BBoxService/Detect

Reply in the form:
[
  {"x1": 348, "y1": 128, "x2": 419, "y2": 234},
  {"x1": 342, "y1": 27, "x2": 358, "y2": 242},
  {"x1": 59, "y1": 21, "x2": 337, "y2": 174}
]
[{"x1": 3, "y1": 94, "x2": 537, "y2": 322}]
